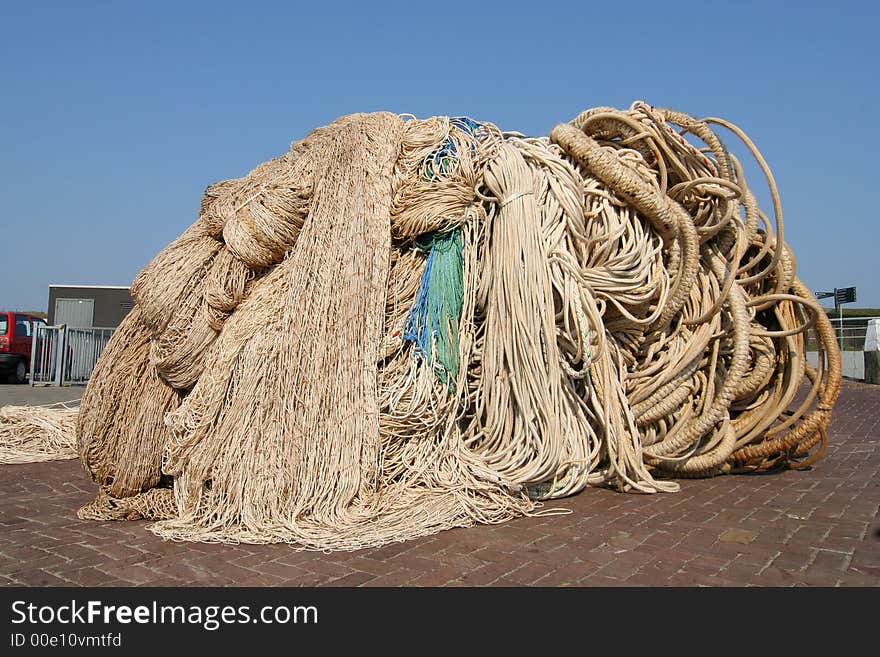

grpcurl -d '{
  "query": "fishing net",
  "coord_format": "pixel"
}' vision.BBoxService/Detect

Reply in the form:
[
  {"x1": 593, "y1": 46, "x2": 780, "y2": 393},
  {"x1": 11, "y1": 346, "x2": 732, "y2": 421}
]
[
  {"x1": 2, "y1": 104, "x2": 841, "y2": 550},
  {"x1": 0, "y1": 402, "x2": 79, "y2": 463}
]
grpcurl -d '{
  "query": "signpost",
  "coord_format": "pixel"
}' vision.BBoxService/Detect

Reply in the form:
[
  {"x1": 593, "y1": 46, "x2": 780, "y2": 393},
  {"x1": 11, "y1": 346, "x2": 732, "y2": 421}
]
[{"x1": 816, "y1": 287, "x2": 856, "y2": 351}]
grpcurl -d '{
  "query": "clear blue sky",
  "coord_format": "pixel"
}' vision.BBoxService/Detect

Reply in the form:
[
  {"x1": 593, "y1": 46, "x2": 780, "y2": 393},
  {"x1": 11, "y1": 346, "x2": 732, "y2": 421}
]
[{"x1": 1, "y1": 0, "x2": 877, "y2": 311}]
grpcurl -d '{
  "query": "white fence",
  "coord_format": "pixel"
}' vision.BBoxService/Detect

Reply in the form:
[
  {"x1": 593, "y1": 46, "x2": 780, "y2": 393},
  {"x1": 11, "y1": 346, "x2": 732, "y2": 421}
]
[
  {"x1": 803, "y1": 315, "x2": 877, "y2": 381},
  {"x1": 805, "y1": 315, "x2": 871, "y2": 353},
  {"x1": 30, "y1": 324, "x2": 114, "y2": 386}
]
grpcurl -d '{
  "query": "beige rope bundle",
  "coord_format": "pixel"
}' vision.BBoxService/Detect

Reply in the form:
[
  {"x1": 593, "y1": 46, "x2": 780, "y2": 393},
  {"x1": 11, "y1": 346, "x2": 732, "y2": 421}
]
[
  {"x1": 0, "y1": 102, "x2": 841, "y2": 551},
  {"x1": 0, "y1": 402, "x2": 79, "y2": 464}
]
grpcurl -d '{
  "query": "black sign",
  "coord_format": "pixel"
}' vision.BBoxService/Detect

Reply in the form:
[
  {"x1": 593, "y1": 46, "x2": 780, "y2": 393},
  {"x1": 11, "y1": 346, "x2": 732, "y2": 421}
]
[{"x1": 835, "y1": 287, "x2": 856, "y2": 305}]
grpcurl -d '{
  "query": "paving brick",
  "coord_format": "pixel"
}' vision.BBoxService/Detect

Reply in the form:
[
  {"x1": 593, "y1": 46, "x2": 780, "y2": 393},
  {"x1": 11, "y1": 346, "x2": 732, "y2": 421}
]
[
  {"x1": 851, "y1": 548, "x2": 880, "y2": 570},
  {"x1": 504, "y1": 560, "x2": 555, "y2": 585},
  {"x1": 536, "y1": 561, "x2": 601, "y2": 585},
  {"x1": 770, "y1": 548, "x2": 816, "y2": 572},
  {"x1": 798, "y1": 571, "x2": 845, "y2": 587},
  {"x1": 248, "y1": 560, "x2": 309, "y2": 580},
  {"x1": 640, "y1": 529, "x2": 684, "y2": 549},
  {"x1": 360, "y1": 568, "x2": 421, "y2": 587},
  {"x1": 325, "y1": 571, "x2": 377, "y2": 587},
  {"x1": 580, "y1": 545, "x2": 622, "y2": 567},
  {"x1": 343, "y1": 556, "x2": 403, "y2": 577},
  {"x1": 594, "y1": 552, "x2": 651, "y2": 580},
  {"x1": 95, "y1": 563, "x2": 162, "y2": 586},
  {"x1": 408, "y1": 565, "x2": 465, "y2": 586},
  {"x1": 58, "y1": 566, "x2": 119, "y2": 586},
  {"x1": 719, "y1": 559, "x2": 765, "y2": 582},
  {"x1": 230, "y1": 573, "x2": 287, "y2": 587},
  {"x1": 457, "y1": 560, "x2": 520, "y2": 585},
  {"x1": 838, "y1": 571, "x2": 880, "y2": 586},
  {"x1": 259, "y1": 572, "x2": 320, "y2": 586},
  {"x1": 486, "y1": 577, "x2": 525, "y2": 587},
  {"x1": 826, "y1": 520, "x2": 870, "y2": 541},
  {"x1": 300, "y1": 559, "x2": 356, "y2": 579},
  {"x1": 10, "y1": 569, "x2": 73, "y2": 586},
  {"x1": 678, "y1": 556, "x2": 730, "y2": 579},
  {"x1": 808, "y1": 549, "x2": 853, "y2": 573},
  {"x1": 361, "y1": 541, "x2": 415, "y2": 561}
]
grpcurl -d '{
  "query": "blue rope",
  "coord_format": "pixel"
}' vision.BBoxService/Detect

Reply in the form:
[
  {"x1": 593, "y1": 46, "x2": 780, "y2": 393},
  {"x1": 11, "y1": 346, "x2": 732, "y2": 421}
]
[
  {"x1": 405, "y1": 117, "x2": 485, "y2": 388},
  {"x1": 423, "y1": 117, "x2": 485, "y2": 181},
  {"x1": 403, "y1": 230, "x2": 463, "y2": 389}
]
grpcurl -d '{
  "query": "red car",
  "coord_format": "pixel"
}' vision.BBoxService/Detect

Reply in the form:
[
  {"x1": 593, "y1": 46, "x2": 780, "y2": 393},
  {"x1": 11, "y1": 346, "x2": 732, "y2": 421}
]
[{"x1": 0, "y1": 312, "x2": 47, "y2": 383}]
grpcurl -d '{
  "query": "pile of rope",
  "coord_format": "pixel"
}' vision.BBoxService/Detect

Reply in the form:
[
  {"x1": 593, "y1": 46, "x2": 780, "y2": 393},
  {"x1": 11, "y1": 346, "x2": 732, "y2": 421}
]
[
  {"x1": 6, "y1": 103, "x2": 843, "y2": 550},
  {"x1": 0, "y1": 402, "x2": 79, "y2": 464}
]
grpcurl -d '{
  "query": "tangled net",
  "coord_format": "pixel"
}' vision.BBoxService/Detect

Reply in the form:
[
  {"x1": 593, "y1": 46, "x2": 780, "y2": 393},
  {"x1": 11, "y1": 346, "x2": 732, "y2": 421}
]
[
  {"x1": 21, "y1": 103, "x2": 845, "y2": 550},
  {"x1": 0, "y1": 402, "x2": 79, "y2": 464}
]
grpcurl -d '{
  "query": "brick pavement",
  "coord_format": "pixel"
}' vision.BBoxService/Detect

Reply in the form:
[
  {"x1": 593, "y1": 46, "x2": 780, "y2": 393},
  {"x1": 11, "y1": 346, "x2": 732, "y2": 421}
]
[{"x1": 0, "y1": 381, "x2": 877, "y2": 587}]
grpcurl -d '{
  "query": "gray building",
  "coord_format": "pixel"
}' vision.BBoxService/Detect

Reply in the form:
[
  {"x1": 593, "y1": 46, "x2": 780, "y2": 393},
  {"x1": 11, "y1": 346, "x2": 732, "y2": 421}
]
[{"x1": 47, "y1": 285, "x2": 133, "y2": 328}]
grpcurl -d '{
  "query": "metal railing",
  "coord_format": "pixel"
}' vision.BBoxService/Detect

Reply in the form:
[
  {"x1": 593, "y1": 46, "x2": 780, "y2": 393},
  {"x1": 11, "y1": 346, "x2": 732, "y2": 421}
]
[
  {"x1": 30, "y1": 324, "x2": 64, "y2": 385},
  {"x1": 64, "y1": 327, "x2": 114, "y2": 383},
  {"x1": 30, "y1": 325, "x2": 114, "y2": 386},
  {"x1": 805, "y1": 315, "x2": 874, "y2": 352}
]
